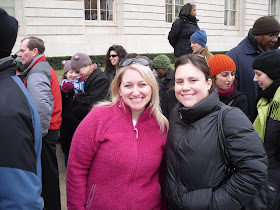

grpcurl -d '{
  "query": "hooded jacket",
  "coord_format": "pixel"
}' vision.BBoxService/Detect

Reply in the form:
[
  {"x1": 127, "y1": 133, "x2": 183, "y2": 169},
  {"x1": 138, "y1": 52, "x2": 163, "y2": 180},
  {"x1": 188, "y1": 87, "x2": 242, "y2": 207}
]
[
  {"x1": 67, "y1": 99, "x2": 167, "y2": 209},
  {"x1": 0, "y1": 57, "x2": 42, "y2": 209},
  {"x1": 163, "y1": 90, "x2": 267, "y2": 209}
]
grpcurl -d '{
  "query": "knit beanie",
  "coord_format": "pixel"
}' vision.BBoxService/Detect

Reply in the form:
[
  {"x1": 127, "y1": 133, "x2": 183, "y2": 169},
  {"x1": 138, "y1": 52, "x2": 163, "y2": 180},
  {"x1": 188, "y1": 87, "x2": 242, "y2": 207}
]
[
  {"x1": 153, "y1": 55, "x2": 170, "y2": 69},
  {"x1": 252, "y1": 50, "x2": 280, "y2": 80},
  {"x1": 208, "y1": 54, "x2": 236, "y2": 77},
  {"x1": 62, "y1": 60, "x2": 72, "y2": 74},
  {"x1": 190, "y1": 30, "x2": 207, "y2": 48},
  {"x1": 0, "y1": 8, "x2": 18, "y2": 58},
  {"x1": 70, "y1": 53, "x2": 92, "y2": 70},
  {"x1": 252, "y1": 16, "x2": 280, "y2": 35}
]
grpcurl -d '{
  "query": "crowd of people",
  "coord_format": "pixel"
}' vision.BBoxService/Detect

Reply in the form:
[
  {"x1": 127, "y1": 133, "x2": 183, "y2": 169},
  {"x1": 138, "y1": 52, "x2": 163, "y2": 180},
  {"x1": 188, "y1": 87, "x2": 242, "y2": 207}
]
[{"x1": 1, "y1": 2, "x2": 280, "y2": 209}]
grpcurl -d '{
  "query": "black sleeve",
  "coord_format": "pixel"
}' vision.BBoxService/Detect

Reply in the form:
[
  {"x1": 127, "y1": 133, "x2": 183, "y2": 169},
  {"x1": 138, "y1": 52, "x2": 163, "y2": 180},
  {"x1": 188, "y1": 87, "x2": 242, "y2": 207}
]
[
  {"x1": 234, "y1": 94, "x2": 248, "y2": 116},
  {"x1": 168, "y1": 20, "x2": 181, "y2": 48},
  {"x1": 72, "y1": 72, "x2": 109, "y2": 121}
]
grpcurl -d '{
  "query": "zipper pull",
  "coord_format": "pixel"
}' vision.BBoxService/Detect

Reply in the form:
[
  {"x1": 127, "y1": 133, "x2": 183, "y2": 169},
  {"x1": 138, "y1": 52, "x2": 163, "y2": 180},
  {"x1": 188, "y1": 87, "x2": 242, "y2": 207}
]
[
  {"x1": 134, "y1": 127, "x2": 138, "y2": 139},
  {"x1": 179, "y1": 111, "x2": 182, "y2": 119}
]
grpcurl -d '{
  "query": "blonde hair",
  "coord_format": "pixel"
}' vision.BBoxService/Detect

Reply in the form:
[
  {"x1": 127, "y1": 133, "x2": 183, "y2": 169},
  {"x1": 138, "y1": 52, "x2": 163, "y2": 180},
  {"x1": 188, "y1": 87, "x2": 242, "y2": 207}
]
[
  {"x1": 95, "y1": 62, "x2": 169, "y2": 133},
  {"x1": 58, "y1": 72, "x2": 67, "y2": 84}
]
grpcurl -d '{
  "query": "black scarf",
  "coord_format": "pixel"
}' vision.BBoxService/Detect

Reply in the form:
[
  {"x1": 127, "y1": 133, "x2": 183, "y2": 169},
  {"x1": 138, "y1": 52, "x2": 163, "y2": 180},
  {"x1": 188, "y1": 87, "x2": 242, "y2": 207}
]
[{"x1": 184, "y1": 14, "x2": 197, "y2": 23}]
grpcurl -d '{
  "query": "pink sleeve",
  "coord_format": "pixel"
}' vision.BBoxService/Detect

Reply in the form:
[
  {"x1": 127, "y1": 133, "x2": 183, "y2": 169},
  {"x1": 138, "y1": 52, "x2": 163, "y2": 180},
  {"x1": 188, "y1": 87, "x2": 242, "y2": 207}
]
[{"x1": 66, "y1": 109, "x2": 101, "y2": 209}]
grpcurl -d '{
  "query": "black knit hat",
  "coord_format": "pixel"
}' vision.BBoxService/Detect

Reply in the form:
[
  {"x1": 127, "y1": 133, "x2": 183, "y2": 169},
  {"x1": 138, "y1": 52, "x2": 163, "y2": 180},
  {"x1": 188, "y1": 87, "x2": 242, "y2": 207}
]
[
  {"x1": 0, "y1": 8, "x2": 18, "y2": 58},
  {"x1": 252, "y1": 50, "x2": 280, "y2": 80},
  {"x1": 252, "y1": 16, "x2": 280, "y2": 35}
]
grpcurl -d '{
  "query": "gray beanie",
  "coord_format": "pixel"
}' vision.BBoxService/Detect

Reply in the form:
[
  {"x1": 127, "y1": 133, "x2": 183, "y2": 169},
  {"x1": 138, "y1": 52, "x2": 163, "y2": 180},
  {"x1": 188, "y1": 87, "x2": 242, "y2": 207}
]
[
  {"x1": 62, "y1": 60, "x2": 72, "y2": 74},
  {"x1": 70, "y1": 53, "x2": 92, "y2": 70}
]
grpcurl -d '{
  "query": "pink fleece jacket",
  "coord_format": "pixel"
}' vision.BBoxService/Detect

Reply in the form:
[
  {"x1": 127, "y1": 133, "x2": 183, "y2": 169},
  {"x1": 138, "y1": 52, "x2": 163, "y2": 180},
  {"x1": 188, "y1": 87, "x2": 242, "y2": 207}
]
[{"x1": 66, "y1": 99, "x2": 167, "y2": 210}]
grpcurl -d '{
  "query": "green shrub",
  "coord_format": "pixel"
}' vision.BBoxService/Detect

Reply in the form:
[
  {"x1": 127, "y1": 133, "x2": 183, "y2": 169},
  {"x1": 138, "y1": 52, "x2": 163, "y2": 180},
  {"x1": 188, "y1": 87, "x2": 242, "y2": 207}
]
[{"x1": 48, "y1": 51, "x2": 227, "y2": 70}]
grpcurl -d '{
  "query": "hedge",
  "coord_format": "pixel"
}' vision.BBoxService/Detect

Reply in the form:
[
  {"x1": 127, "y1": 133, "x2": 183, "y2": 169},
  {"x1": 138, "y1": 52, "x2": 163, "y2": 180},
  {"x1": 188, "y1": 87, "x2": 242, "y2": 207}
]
[{"x1": 47, "y1": 51, "x2": 227, "y2": 70}]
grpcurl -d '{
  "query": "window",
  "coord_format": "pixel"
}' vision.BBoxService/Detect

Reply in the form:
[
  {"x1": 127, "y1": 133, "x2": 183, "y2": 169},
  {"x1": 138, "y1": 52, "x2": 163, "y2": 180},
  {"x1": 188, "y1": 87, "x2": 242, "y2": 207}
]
[
  {"x1": 85, "y1": 0, "x2": 113, "y2": 21},
  {"x1": 166, "y1": 0, "x2": 185, "y2": 23},
  {"x1": 0, "y1": 0, "x2": 15, "y2": 17},
  {"x1": 269, "y1": 0, "x2": 277, "y2": 17},
  {"x1": 224, "y1": 0, "x2": 237, "y2": 26}
]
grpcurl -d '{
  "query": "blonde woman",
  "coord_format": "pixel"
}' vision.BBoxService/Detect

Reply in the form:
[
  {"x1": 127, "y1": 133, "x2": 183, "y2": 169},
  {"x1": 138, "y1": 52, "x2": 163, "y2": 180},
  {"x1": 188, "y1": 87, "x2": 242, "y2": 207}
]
[{"x1": 67, "y1": 58, "x2": 168, "y2": 209}]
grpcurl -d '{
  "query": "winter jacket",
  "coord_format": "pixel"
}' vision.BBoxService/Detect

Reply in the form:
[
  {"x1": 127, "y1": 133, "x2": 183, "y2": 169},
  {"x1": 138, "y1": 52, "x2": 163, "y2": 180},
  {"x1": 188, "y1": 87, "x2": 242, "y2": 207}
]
[
  {"x1": 60, "y1": 89, "x2": 80, "y2": 155},
  {"x1": 226, "y1": 31, "x2": 261, "y2": 121},
  {"x1": 105, "y1": 69, "x2": 117, "y2": 85},
  {"x1": 219, "y1": 87, "x2": 248, "y2": 115},
  {"x1": 168, "y1": 14, "x2": 199, "y2": 58},
  {"x1": 254, "y1": 86, "x2": 280, "y2": 170},
  {"x1": 163, "y1": 90, "x2": 268, "y2": 209},
  {"x1": 72, "y1": 67, "x2": 109, "y2": 121},
  {"x1": 200, "y1": 45, "x2": 214, "y2": 62},
  {"x1": 60, "y1": 78, "x2": 85, "y2": 93},
  {"x1": 0, "y1": 56, "x2": 42, "y2": 209},
  {"x1": 23, "y1": 54, "x2": 62, "y2": 136},
  {"x1": 67, "y1": 99, "x2": 167, "y2": 210},
  {"x1": 157, "y1": 67, "x2": 175, "y2": 118}
]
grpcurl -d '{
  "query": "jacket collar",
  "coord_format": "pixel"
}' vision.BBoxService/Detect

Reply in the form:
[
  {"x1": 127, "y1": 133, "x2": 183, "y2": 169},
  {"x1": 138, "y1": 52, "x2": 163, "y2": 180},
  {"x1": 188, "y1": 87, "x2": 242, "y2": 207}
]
[
  {"x1": 178, "y1": 89, "x2": 220, "y2": 124},
  {"x1": 115, "y1": 98, "x2": 153, "y2": 123},
  {"x1": 0, "y1": 56, "x2": 16, "y2": 77},
  {"x1": 245, "y1": 30, "x2": 264, "y2": 55},
  {"x1": 22, "y1": 54, "x2": 46, "y2": 76},
  {"x1": 165, "y1": 67, "x2": 175, "y2": 80}
]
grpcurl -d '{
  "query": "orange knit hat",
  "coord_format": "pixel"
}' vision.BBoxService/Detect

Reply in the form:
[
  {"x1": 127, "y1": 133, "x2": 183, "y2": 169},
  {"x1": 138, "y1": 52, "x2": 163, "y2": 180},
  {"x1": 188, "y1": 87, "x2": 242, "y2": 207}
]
[{"x1": 208, "y1": 54, "x2": 236, "y2": 77}]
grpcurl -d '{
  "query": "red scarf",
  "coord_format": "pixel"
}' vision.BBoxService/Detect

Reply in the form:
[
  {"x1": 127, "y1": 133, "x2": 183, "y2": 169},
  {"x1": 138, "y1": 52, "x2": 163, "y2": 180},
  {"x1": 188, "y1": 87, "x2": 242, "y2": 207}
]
[
  {"x1": 218, "y1": 84, "x2": 234, "y2": 97},
  {"x1": 83, "y1": 63, "x2": 97, "y2": 81}
]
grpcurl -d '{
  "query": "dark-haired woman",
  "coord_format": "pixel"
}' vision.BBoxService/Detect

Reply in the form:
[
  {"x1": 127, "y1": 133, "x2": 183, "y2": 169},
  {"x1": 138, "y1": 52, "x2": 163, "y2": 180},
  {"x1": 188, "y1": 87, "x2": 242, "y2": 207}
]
[
  {"x1": 104, "y1": 45, "x2": 127, "y2": 84},
  {"x1": 163, "y1": 54, "x2": 267, "y2": 209},
  {"x1": 252, "y1": 50, "x2": 280, "y2": 209},
  {"x1": 168, "y1": 3, "x2": 199, "y2": 58}
]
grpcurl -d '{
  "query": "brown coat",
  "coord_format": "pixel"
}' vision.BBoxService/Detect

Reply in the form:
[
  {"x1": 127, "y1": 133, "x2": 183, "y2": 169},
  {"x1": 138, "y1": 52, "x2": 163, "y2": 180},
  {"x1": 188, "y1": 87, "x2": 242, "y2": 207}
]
[{"x1": 201, "y1": 45, "x2": 214, "y2": 62}]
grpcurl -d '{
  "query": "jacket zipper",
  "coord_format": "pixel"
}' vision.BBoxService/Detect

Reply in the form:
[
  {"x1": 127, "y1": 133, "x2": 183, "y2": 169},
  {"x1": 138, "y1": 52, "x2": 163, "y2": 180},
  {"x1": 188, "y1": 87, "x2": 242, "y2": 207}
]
[
  {"x1": 175, "y1": 113, "x2": 184, "y2": 208},
  {"x1": 127, "y1": 126, "x2": 138, "y2": 210}
]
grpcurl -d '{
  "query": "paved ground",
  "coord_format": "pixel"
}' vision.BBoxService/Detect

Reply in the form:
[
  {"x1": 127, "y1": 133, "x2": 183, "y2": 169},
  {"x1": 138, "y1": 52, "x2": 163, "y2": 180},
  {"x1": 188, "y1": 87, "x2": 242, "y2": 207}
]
[{"x1": 56, "y1": 143, "x2": 67, "y2": 210}]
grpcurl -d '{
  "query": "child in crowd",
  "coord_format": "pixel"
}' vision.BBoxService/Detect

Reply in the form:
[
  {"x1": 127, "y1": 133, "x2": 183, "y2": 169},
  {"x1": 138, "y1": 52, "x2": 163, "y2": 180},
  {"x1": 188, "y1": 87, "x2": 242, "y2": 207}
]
[
  {"x1": 59, "y1": 60, "x2": 84, "y2": 93},
  {"x1": 59, "y1": 60, "x2": 84, "y2": 167}
]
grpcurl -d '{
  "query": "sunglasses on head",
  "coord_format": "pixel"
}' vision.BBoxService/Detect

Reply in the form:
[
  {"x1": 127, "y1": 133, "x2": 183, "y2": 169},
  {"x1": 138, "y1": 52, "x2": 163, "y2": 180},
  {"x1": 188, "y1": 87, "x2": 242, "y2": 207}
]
[
  {"x1": 120, "y1": 58, "x2": 150, "y2": 68},
  {"x1": 110, "y1": 54, "x2": 118, "y2": 58}
]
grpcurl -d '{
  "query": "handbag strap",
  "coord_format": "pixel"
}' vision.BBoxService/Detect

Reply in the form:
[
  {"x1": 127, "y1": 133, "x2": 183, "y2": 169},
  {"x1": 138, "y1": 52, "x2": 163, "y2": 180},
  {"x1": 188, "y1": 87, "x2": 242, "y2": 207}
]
[{"x1": 217, "y1": 106, "x2": 233, "y2": 166}]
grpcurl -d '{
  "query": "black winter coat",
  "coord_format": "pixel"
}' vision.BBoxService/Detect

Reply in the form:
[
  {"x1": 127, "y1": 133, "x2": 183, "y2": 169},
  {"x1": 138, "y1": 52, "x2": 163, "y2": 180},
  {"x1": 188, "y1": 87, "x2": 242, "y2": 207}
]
[
  {"x1": 168, "y1": 14, "x2": 199, "y2": 58},
  {"x1": 60, "y1": 90, "x2": 80, "y2": 154},
  {"x1": 163, "y1": 90, "x2": 268, "y2": 209},
  {"x1": 72, "y1": 67, "x2": 109, "y2": 121},
  {"x1": 219, "y1": 87, "x2": 248, "y2": 115},
  {"x1": 157, "y1": 67, "x2": 175, "y2": 118},
  {"x1": 105, "y1": 69, "x2": 116, "y2": 85}
]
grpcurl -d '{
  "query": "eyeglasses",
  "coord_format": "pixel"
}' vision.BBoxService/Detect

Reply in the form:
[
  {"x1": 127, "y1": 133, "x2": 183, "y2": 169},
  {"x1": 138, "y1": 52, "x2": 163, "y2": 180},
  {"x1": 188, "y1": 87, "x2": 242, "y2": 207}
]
[
  {"x1": 110, "y1": 54, "x2": 118, "y2": 58},
  {"x1": 120, "y1": 58, "x2": 150, "y2": 68}
]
